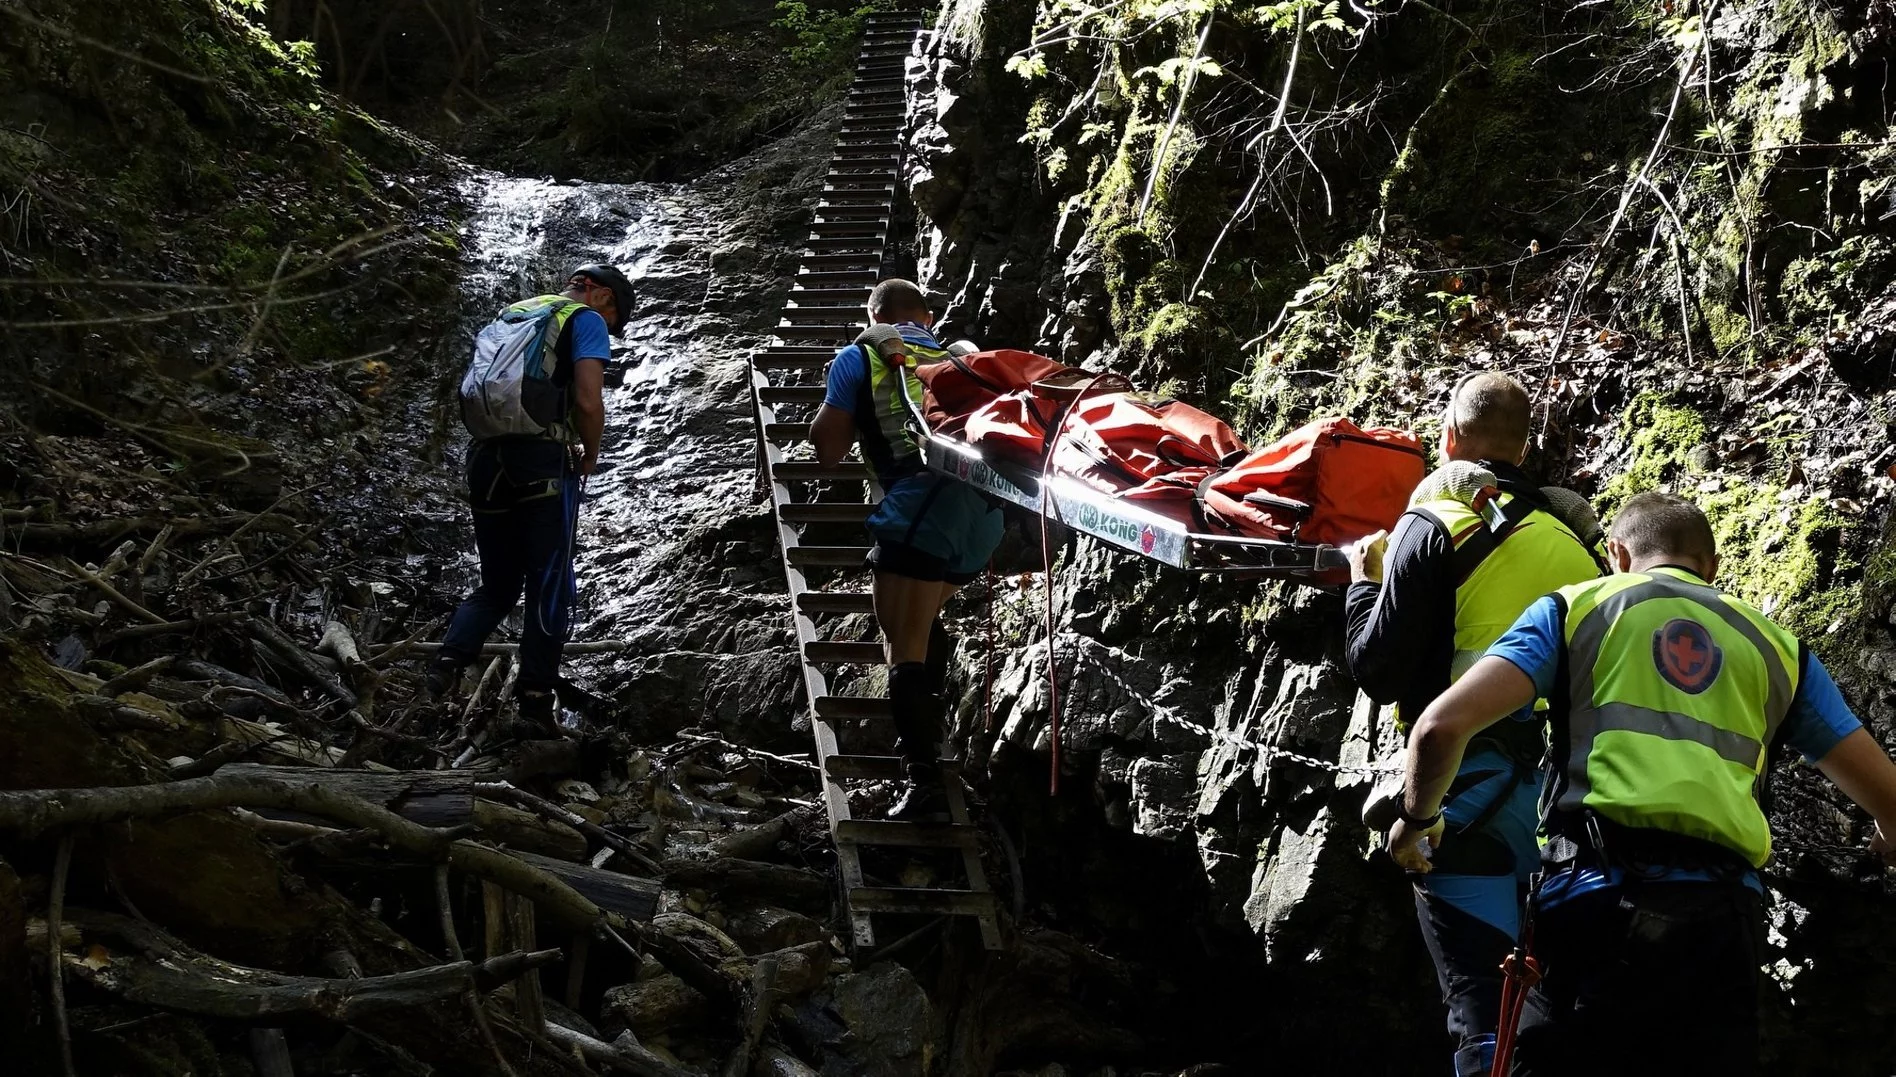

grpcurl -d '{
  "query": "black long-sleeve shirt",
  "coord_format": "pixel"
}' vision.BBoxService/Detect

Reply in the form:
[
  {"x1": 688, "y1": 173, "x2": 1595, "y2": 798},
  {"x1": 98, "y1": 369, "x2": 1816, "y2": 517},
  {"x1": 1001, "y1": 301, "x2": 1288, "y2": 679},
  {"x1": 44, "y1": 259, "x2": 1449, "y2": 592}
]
[{"x1": 1343, "y1": 460, "x2": 1540, "y2": 722}]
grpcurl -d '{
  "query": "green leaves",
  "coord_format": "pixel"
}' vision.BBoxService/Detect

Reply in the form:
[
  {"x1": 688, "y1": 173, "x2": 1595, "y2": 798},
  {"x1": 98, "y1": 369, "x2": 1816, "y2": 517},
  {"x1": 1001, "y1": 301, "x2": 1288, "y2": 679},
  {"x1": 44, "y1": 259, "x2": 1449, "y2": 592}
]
[
  {"x1": 1132, "y1": 54, "x2": 1224, "y2": 86},
  {"x1": 1005, "y1": 52, "x2": 1050, "y2": 79},
  {"x1": 1661, "y1": 13, "x2": 1704, "y2": 52},
  {"x1": 1250, "y1": 0, "x2": 1345, "y2": 35}
]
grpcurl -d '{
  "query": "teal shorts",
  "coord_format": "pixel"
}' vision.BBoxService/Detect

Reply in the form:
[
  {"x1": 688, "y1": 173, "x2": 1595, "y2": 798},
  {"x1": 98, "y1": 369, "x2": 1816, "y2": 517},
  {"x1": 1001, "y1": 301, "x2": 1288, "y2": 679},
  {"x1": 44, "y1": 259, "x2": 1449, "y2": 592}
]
[{"x1": 866, "y1": 472, "x2": 1004, "y2": 584}]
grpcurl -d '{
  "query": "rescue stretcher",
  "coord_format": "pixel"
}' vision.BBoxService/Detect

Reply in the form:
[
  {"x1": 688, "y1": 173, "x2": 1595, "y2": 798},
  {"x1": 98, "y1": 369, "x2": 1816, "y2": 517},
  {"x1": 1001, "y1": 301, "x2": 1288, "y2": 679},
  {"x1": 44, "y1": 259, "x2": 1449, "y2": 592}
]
[{"x1": 921, "y1": 432, "x2": 1351, "y2": 578}]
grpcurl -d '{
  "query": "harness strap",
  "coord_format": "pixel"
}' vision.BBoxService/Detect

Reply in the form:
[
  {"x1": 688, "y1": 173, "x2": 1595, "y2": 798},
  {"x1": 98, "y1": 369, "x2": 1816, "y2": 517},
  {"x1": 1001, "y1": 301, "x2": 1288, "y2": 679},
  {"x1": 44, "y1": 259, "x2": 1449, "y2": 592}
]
[{"x1": 1443, "y1": 486, "x2": 1543, "y2": 587}]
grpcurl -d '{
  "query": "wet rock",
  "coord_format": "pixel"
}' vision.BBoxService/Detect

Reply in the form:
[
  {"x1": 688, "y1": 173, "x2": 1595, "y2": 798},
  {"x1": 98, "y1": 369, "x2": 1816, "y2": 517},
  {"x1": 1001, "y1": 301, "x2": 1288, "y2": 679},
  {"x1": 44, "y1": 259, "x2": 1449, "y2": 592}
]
[
  {"x1": 790, "y1": 962, "x2": 932, "y2": 1077},
  {"x1": 756, "y1": 1045, "x2": 823, "y2": 1077},
  {"x1": 722, "y1": 905, "x2": 825, "y2": 954},
  {"x1": 603, "y1": 973, "x2": 712, "y2": 1040},
  {"x1": 1128, "y1": 753, "x2": 1201, "y2": 841}
]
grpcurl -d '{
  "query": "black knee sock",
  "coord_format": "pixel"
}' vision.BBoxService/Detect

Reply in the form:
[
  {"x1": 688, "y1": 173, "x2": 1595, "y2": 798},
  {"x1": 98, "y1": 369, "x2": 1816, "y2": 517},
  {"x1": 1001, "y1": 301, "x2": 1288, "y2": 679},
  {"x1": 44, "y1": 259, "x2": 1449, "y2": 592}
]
[
  {"x1": 924, "y1": 618, "x2": 954, "y2": 697},
  {"x1": 888, "y1": 661, "x2": 940, "y2": 772}
]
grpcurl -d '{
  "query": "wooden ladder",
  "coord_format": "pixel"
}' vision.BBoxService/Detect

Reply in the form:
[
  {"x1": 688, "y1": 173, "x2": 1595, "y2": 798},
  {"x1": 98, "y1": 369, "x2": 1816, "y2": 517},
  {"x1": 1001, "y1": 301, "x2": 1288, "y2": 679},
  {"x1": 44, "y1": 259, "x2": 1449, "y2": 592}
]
[{"x1": 747, "y1": 11, "x2": 1002, "y2": 952}]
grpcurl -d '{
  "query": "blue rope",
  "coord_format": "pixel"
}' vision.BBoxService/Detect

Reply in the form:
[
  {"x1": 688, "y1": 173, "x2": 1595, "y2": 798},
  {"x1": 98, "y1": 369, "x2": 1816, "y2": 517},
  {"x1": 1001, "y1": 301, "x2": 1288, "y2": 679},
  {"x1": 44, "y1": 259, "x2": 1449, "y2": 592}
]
[{"x1": 536, "y1": 468, "x2": 584, "y2": 639}]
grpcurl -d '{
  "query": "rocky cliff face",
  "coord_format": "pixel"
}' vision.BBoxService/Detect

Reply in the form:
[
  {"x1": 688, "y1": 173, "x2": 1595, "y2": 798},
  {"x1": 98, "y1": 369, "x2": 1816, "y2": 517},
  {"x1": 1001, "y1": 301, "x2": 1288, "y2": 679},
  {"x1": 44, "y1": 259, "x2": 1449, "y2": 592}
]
[{"x1": 904, "y1": 0, "x2": 1896, "y2": 1070}]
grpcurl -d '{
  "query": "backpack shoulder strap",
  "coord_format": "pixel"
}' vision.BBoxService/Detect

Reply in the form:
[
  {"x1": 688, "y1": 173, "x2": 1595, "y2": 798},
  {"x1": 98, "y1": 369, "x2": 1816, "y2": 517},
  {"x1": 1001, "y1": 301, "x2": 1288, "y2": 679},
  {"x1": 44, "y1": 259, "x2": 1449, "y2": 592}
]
[{"x1": 1409, "y1": 494, "x2": 1540, "y2": 589}]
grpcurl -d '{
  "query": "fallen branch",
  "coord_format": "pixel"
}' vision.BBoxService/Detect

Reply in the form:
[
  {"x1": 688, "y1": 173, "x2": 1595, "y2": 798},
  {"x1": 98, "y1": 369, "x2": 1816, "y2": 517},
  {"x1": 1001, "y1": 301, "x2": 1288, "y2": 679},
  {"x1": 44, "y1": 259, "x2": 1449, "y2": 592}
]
[
  {"x1": 98, "y1": 612, "x2": 247, "y2": 647},
  {"x1": 65, "y1": 558, "x2": 165, "y2": 625},
  {"x1": 474, "y1": 781, "x2": 666, "y2": 878},
  {"x1": 364, "y1": 616, "x2": 444, "y2": 670},
  {"x1": 249, "y1": 616, "x2": 359, "y2": 708},
  {"x1": 174, "y1": 657, "x2": 297, "y2": 708},
  {"x1": 542, "y1": 1022, "x2": 693, "y2": 1077},
  {"x1": 99, "y1": 656, "x2": 175, "y2": 697},
  {"x1": 437, "y1": 865, "x2": 519, "y2": 1077},
  {"x1": 0, "y1": 773, "x2": 622, "y2": 931},
  {"x1": 64, "y1": 908, "x2": 559, "y2": 1021},
  {"x1": 372, "y1": 641, "x2": 637, "y2": 657},
  {"x1": 49, "y1": 836, "x2": 76, "y2": 1077}
]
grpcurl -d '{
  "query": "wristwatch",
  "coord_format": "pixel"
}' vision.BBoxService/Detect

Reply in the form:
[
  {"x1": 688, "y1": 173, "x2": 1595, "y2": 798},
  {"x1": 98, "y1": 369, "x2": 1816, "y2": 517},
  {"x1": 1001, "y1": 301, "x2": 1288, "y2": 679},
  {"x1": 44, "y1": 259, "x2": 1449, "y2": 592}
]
[{"x1": 1397, "y1": 803, "x2": 1444, "y2": 829}]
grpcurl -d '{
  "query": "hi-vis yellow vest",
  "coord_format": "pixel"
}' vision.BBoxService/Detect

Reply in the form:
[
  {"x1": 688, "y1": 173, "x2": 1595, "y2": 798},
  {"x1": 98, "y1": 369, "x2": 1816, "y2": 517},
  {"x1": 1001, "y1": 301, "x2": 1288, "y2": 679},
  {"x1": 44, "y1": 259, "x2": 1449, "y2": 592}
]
[
  {"x1": 1413, "y1": 493, "x2": 1605, "y2": 686},
  {"x1": 855, "y1": 333, "x2": 949, "y2": 479},
  {"x1": 1551, "y1": 567, "x2": 1800, "y2": 867}
]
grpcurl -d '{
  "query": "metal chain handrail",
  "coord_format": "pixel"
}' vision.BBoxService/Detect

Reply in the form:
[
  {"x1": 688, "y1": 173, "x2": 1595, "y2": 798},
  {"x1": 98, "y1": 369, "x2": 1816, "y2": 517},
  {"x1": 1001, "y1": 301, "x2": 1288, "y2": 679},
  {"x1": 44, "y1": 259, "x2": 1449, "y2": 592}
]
[{"x1": 1064, "y1": 640, "x2": 1400, "y2": 777}]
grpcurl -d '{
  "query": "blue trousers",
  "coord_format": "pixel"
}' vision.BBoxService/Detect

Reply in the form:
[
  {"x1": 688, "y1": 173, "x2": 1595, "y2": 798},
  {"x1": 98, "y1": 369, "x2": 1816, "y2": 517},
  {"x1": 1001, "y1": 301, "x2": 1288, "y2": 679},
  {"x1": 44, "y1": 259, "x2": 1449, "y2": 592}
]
[
  {"x1": 1415, "y1": 875, "x2": 1519, "y2": 1076},
  {"x1": 440, "y1": 439, "x2": 579, "y2": 694},
  {"x1": 1415, "y1": 746, "x2": 1540, "y2": 1076}
]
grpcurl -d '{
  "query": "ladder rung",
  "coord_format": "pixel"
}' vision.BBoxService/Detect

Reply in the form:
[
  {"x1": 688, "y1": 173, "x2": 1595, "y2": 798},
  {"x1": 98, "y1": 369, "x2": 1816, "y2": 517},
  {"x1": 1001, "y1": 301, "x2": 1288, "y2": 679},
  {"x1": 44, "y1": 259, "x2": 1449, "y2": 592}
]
[
  {"x1": 825, "y1": 755, "x2": 958, "y2": 780},
  {"x1": 781, "y1": 306, "x2": 867, "y2": 324},
  {"x1": 802, "y1": 235, "x2": 885, "y2": 250},
  {"x1": 773, "y1": 325, "x2": 861, "y2": 342},
  {"x1": 788, "y1": 286, "x2": 875, "y2": 303},
  {"x1": 772, "y1": 459, "x2": 868, "y2": 479},
  {"x1": 758, "y1": 386, "x2": 830, "y2": 406},
  {"x1": 754, "y1": 348, "x2": 835, "y2": 368},
  {"x1": 795, "y1": 269, "x2": 880, "y2": 285},
  {"x1": 799, "y1": 253, "x2": 884, "y2": 269},
  {"x1": 835, "y1": 819, "x2": 978, "y2": 849},
  {"x1": 805, "y1": 640, "x2": 885, "y2": 664},
  {"x1": 781, "y1": 504, "x2": 874, "y2": 525},
  {"x1": 810, "y1": 220, "x2": 889, "y2": 234},
  {"x1": 813, "y1": 694, "x2": 891, "y2": 719},
  {"x1": 786, "y1": 546, "x2": 873, "y2": 568},
  {"x1": 820, "y1": 179, "x2": 895, "y2": 193},
  {"x1": 764, "y1": 422, "x2": 812, "y2": 440},
  {"x1": 848, "y1": 887, "x2": 996, "y2": 915}
]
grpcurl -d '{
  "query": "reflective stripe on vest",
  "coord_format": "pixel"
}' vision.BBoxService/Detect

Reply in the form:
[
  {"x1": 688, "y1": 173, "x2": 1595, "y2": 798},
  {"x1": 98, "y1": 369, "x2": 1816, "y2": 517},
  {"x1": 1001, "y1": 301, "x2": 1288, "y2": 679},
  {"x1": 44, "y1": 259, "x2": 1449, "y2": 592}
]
[
  {"x1": 1554, "y1": 567, "x2": 1800, "y2": 867},
  {"x1": 854, "y1": 328, "x2": 949, "y2": 479},
  {"x1": 505, "y1": 295, "x2": 588, "y2": 443},
  {"x1": 1415, "y1": 493, "x2": 1605, "y2": 685}
]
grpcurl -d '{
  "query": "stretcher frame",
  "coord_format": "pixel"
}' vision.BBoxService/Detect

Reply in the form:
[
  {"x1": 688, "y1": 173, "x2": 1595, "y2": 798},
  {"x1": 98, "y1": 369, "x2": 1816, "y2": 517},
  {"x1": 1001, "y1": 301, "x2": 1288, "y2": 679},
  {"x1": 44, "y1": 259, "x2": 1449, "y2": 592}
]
[{"x1": 920, "y1": 431, "x2": 1349, "y2": 580}]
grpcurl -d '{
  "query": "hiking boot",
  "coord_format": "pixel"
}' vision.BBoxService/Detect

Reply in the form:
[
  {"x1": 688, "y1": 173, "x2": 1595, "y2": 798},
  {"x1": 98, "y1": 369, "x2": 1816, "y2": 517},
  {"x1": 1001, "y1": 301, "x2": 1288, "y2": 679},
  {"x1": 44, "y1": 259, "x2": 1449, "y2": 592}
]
[
  {"x1": 516, "y1": 690, "x2": 561, "y2": 738},
  {"x1": 423, "y1": 660, "x2": 460, "y2": 701},
  {"x1": 886, "y1": 767, "x2": 949, "y2": 821}
]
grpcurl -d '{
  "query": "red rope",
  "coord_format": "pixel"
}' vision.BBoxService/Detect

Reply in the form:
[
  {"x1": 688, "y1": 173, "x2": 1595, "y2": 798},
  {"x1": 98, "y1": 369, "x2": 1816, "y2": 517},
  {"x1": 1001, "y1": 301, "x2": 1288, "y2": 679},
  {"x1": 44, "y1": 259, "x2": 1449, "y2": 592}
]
[
  {"x1": 1028, "y1": 373, "x2": 1129, "y2": 799},
  {"x1": 1491, "y1": 921, "x2": 1542, "y2": 1075}
]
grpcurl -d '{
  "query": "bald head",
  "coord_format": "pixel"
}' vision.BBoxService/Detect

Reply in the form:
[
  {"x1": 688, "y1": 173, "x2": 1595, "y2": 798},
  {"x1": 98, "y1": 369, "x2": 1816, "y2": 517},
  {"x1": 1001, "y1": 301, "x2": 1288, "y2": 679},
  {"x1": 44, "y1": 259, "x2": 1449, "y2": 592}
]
[
  {"x1": 1442, "y1": 372, "x2": 1530, "y2": 465},
  {"x1": 1608, "y1": 491, "x2": 1718, "y2": 580}
]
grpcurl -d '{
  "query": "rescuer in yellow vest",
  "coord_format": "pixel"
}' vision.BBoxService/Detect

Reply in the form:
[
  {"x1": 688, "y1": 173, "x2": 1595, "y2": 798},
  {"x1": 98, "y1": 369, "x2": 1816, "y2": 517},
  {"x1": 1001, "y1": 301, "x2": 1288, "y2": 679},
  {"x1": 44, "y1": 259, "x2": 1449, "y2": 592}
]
[
  {"x1": 810, "y1": 280, "x2": 1004, "y2": 819},
  {"x1": 1388, "y1": 491, "x2": 1896, "y2": 1074},
  {"x1": 1345, "y1": 372, "x2": 1605, "y2": 1076}
]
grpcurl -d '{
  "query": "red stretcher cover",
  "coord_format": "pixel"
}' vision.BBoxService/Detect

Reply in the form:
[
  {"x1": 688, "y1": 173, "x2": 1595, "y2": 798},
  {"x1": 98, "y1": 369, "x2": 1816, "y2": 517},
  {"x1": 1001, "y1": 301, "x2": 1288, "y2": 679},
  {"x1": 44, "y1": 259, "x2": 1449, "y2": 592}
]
[{"x1": 914, "y1": 350, "x2": 1423, "y2": 546}]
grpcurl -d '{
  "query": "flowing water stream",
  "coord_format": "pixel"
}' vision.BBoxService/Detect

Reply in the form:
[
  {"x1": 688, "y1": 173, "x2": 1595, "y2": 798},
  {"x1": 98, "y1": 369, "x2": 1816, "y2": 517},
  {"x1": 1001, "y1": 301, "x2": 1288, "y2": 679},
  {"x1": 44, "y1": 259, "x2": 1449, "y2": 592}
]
[{"x1": 446, "y1": 168, "x2": 813, "y2": 742}]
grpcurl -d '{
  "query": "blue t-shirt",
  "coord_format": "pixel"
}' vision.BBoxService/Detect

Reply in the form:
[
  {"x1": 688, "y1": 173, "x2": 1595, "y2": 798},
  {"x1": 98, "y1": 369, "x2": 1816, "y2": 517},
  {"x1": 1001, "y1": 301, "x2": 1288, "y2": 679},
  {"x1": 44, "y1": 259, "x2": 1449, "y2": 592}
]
[
  {"x1": 821, "y1": 322, "x2": 940, "y2": 413},
  {"x1": 1484, "y1": 588, "x2": 1862, "y2": 903},
  {"x1": 567, "y1": 307, "x2": 611, "y2": 365},
  {"x1": 1486, "y1": 594, "x2": 1859, "y2": 765}
]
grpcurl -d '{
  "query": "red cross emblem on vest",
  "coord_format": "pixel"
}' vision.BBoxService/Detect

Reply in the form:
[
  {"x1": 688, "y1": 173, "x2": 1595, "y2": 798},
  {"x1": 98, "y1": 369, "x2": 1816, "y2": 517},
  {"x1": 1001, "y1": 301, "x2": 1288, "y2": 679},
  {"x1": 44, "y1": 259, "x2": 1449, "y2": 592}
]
[{"x1": 1651, "y1": 617, "x2": 1723, "y2": 694}]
